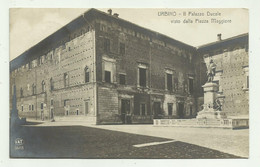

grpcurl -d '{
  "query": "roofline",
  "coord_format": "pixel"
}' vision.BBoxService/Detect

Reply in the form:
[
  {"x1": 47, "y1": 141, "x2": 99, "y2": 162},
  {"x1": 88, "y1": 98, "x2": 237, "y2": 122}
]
[
  {"x1": 90, "y1": 8, "x2": 196, "y2": 50},
  {"x1": 197, "y1": 33, "x2": 248, "y2": 49}
]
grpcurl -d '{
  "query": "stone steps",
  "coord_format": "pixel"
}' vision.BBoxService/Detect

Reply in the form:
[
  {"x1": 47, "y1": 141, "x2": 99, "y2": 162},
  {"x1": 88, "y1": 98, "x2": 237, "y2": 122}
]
[
  {"x1": 54, "y1": 116, "x2": 97, "y2": 124},
  {"x1": 154, "y1": 118, "x2": 249, "y2": 129}
]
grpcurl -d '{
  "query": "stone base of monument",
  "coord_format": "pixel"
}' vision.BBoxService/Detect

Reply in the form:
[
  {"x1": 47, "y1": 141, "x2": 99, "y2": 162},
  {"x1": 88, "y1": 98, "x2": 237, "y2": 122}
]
[{"x1": 196, "y1": 107, "x2": 227, "y2": 119}]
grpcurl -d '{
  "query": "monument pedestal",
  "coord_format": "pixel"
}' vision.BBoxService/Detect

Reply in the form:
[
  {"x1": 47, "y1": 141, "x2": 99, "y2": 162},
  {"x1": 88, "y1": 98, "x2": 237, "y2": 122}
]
[{"x1": 196, "y1": 82, "x2": 226, "y2": 119}]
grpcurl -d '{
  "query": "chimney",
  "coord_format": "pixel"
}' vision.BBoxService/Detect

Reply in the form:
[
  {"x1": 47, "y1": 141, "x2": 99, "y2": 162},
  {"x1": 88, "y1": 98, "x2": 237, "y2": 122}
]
[
  {"x1": 107, "y1": 9, "x2": 112, "y2": 15},
  {"x1": 217, "y1": 33, "x2": 222, "y2": 41},
  {"x1": 113, "y1": 13, "x2": 119, "y2": 17}
]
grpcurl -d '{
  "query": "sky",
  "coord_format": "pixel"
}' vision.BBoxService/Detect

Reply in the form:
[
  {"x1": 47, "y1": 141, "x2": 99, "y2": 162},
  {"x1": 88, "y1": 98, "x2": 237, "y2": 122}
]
[{"x1": 9, "y1": 8, "x2": 248, "y2": 60}]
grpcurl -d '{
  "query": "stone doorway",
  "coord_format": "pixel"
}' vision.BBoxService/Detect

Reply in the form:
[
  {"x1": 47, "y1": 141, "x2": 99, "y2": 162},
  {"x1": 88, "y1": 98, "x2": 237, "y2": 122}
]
[
  {"x1": 177, "y1": 102, "x2": 184, "y2": 119},
  {"x1": 121, "y1": 99, "x2": 130, "y2": 124}
]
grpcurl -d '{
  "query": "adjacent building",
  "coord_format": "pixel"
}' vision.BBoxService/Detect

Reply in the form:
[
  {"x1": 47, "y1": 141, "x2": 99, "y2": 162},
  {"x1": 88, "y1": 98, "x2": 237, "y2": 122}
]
[
  {"x1": 197, "y1": 33, "x2": 249, "y2": 118},
  {"x1": 10, "y1": 8, "x2": 248, "y2": 124}
]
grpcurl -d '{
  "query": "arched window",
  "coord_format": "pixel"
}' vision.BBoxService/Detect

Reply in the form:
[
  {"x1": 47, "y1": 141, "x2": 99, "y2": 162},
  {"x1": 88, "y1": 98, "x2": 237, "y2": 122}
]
[
  {"x1": 50, "y1": 78, "x2": 54, "y2": 91},
  {"x1": 64, "y1": 73, "x2": 69, "y2": 87},
  {"x1": 42, "y1": 80, "x2": 46, "y2": 92},
  {"x1": 32, "y1": 84, "x2": 36, "y2": 95},
  {"x1": 85, "y1": 66, "x2": 90, "y2": 83}
]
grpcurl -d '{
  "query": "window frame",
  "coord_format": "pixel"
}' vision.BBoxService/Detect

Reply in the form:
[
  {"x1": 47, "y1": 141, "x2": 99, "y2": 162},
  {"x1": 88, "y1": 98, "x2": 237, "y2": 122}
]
[
  {"x1": 84, "y1": 67, "x2": 90, "y2": 83},
  {"x1": 119, "y1": 42, "x2": 125, "y2": 55},
  {"x1": 50, "y1": 78, "x2": 54, "y2": 91},
  {"x1": 188, "y1": 77, "x2": 194, "y2": 94},
  {"x1": 119, "y1": 73, "x2": 126, "y2": 85},
  {"x1": 42, "y1": 80, "x2": 46, "y2": 93},
  {"x1": 64, "y1": 73, "x2": 69, "y2": 87},
  {"x1": 105, "y1": 70, "x2": 111, "y2": 83},
  {"x1": 139, "y1": 67, "x2": 147, "y2": 87},
  {"x1": 104, "y1": 38, "x2": 110, "y2": 52},
  {"x1": 166, "y1": 73, "x2": 173, "y2": 91}
]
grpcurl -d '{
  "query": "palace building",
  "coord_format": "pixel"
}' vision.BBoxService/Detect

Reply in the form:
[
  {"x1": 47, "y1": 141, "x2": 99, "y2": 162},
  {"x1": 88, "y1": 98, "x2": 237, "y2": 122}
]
[{"x1": 10, "y1": 9, "x2": 249, "y2": 124}]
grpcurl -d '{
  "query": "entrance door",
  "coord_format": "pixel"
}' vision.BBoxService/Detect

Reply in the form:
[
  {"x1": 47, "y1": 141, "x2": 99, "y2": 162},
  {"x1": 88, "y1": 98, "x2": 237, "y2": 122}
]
[
  {"x1": 121, "y1": 99, "x2": 130, "y2": 124},
  {"x1": 153, "y1": 102, "x2": 161, "y2": 119},
  {"x1": 177, "y1": 103, "x2": 184, "y2": 119},
  {"x1": 168, "y1": 103, "x2": 173, "y2": 116}
]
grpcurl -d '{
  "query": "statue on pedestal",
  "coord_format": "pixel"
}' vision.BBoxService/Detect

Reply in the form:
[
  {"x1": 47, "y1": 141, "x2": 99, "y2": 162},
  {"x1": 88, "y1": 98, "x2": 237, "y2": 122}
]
[
  {"x1": 196, "y1": 59, "x2": 226, "y2": 119},
  {"x1": 207, "y1": 59, "x2": 217, "y2": 82}
]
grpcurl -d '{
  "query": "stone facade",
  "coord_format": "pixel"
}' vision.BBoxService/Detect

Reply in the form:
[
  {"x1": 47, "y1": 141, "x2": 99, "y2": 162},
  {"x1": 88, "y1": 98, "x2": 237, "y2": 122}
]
[{"x1": 10, "y1": 9, "x2": 248, "y2": 124}]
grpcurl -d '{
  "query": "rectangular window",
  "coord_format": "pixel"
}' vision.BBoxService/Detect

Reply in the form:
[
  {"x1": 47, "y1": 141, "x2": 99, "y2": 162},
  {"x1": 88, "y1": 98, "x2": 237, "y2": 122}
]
[
  {"x1": 41, "y1": 103, "x2": 44, "y2": 110},
  {"x1": 64, "y1": 73, "x2": 69, "y2": 87},
  {"x1": 105, "y1": 71, "x2": 111, "y2": 83},
  {"x1": 188, "y1": 78, "x2": 194, "y2": 94},
  {"x1": 85, "y1": 70, "x2": 90, "y2": 83},
  {"x1": 32, "y1": 104, "x2": 34, "y2": 111},
  {"x1": 119, "y1": 43, "x2": 125, "y2": 55},
  {"x1": 168, "y1": 103, "x2": 173, "y2": 116},
  {"x1": 76, "y1": 109, "x2": 79, "y2": 115},
  {"x1": 139, "y1": 68, "x2": 146, "y2": 87},
  {"x1": 21, "y1": 105, "x2": 23, "y2": 112},
  {"x1": 140, "y1": 103, "x2": 146, "y2": 116},
  {"x1": 29, "y1": 105, "x2": 31, "y2": 111},
  {"x1": 104, "y1": 38, "x2": 110, "y2": 52},
  {"x1": 51, "y1": 99, "x2": 54, "y2": 106},
  {"x1": 167, "y1": 73, "x2": 173, "y2": 91},
  {"x1": 119, "y1": 74, "x2": 126, "y2": 85}
]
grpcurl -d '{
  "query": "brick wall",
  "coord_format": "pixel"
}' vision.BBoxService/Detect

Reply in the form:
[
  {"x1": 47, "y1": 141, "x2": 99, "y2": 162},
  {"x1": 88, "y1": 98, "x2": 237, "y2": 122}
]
[{"x1": 10, "y1": 29, "x2": 97, "y2": 121}]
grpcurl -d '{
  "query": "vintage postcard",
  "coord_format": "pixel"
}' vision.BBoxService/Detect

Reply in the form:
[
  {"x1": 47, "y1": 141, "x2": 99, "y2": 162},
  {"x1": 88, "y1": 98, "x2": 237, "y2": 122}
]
[{"x1": 9, "y1": 8, "x2": 249, "y2": 159}]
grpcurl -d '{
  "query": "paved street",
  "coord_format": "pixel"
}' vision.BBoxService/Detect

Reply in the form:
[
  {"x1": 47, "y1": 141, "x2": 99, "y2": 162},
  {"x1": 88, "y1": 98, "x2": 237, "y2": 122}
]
[{"x1": 10, "y1": 121, "x2": 248, "y2": 159}]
